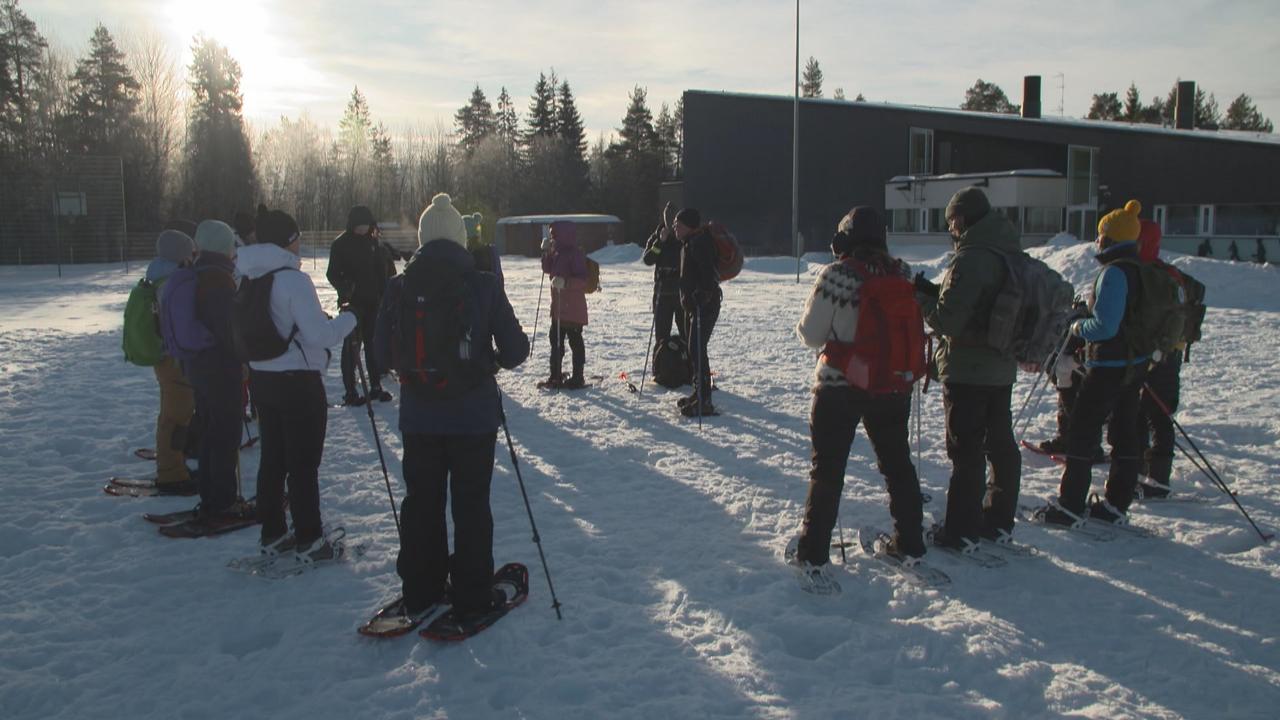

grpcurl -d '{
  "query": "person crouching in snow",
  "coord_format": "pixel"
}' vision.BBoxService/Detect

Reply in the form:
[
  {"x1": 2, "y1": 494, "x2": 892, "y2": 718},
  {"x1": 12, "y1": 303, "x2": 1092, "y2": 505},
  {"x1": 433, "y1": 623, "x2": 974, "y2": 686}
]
[
  {"x1": 236, "y1": 206, "x2": 357, "y2": 561},
  {"x1": 538, "y1": 220, "x2": 590, "y2": 389}
]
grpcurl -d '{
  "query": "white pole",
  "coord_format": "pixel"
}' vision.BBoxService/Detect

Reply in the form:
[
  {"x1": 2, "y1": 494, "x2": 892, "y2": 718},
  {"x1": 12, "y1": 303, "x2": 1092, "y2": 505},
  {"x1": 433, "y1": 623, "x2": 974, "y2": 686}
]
[{"x1": 793, "y1": 0, "x2": 801, "y2": 283}]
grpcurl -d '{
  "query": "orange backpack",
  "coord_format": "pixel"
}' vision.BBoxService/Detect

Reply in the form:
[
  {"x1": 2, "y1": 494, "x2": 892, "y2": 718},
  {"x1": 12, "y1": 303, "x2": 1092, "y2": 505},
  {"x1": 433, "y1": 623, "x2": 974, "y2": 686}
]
[
  {"x1": 706, "y1": 222, "x2": 744, "y2": 281},
  {"x1": 820, "y1": 258, "x2": 926, "y2": 395}
]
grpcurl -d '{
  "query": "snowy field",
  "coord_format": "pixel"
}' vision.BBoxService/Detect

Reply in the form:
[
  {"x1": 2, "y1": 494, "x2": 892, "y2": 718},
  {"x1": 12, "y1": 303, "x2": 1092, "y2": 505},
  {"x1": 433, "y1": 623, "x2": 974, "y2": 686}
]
[{"x1": 1, "y1": 238, "x2": 1278, "y2": 720}]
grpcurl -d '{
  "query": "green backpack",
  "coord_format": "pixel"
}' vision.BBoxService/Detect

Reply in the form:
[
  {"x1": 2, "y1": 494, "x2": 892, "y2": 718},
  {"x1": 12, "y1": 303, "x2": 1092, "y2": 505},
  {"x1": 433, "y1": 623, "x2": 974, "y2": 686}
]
[
  {"x1": 1118, "y1": 259, "x2": 1187, "y2": 361},
  {"x1": 122, "y1": 277, "x2": 165, "y2": 366}
]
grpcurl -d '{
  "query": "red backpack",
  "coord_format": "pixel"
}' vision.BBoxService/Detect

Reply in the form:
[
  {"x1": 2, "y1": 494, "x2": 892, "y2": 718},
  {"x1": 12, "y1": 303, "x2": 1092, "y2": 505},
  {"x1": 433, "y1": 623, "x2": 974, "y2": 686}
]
[
  {"x1": 820, "y1": 258, "x2": 926, "y2": 395},
  {"x1": 706, "y1": 221, "x2": 744, "y2": 281}
]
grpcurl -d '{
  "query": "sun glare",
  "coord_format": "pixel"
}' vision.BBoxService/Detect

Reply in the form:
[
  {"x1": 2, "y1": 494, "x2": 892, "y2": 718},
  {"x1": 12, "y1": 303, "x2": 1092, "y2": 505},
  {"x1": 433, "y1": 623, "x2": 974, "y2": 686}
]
[{"x1": 163, "y1": 0, "x2": 325, "y2": 118}]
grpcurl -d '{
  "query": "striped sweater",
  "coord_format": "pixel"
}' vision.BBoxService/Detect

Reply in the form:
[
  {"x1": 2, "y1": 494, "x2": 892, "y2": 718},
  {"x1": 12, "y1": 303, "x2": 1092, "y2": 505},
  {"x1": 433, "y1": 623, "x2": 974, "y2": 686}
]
[{"x1": 796, "y1": 255, "x2": 912, "y2": 390}]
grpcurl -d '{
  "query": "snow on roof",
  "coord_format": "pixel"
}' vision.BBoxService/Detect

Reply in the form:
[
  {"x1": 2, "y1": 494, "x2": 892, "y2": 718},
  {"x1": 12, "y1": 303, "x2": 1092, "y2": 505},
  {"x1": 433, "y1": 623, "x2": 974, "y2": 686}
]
[
  {"x1": 888, "y1": 169, "x2": 1064, "y2": 183},
  {"x1": 497, "y1": 214, "x2": 622, "y2": 225},
  {"x1": 686, "y1": 90, "x2": 1280, "y2": 147}
]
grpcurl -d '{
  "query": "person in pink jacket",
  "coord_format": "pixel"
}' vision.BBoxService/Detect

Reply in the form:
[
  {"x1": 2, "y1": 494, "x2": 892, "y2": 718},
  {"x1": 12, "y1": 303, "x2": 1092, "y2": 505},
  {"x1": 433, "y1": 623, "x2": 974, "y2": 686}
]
[{"x1": 539, "y1": 221, "x2": 589, "y2": 389}]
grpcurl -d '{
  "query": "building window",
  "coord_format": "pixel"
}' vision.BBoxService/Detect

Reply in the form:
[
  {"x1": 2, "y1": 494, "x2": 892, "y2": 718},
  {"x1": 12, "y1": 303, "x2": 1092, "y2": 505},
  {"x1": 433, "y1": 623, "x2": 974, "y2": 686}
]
[
  {"x1": 1067, "y1": 146, "x2": 1099, "y2": 206},
  {"x1": 1024, "y1": 207, "x2": 1063, "y2": 234},
  {"x1": 1164, "y1": 205, "x2": 1199, "y2": 235},
  {"x1": 890, "y1": 209, "x2": 919, "y2": 233},
  {"x1": 927, "y1": 208, "x2": 946, "y2": 233},
  {"x1": 909, "y1": 128, "x2": 933, "y2": 175},
  {"x1": 1214, "y1": 204, "x2": 1280, "y2": 236}
]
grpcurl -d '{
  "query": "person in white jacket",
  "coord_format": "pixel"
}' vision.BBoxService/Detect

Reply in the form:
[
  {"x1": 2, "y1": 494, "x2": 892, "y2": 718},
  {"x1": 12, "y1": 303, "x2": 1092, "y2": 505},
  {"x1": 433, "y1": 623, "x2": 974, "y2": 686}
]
[{"x1": 236, "y1": 206, "x2": 356, "y2": 562}]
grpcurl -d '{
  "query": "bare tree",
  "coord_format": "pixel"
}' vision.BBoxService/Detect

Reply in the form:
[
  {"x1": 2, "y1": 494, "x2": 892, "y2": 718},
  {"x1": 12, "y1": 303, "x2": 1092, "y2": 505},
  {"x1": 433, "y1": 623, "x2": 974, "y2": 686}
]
[{"x1": 125, "y1": 28, "x2": 182, "y2": 226}]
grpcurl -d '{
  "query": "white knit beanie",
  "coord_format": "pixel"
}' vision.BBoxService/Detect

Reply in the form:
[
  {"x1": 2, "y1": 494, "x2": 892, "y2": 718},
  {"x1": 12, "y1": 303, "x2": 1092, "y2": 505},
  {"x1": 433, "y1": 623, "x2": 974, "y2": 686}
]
[
  {"x1": 417, "y1": 193, "x2": 467, "y2": 248},
  {"x1": 194, "y1": 220, "x2": 237, "y2": 257}
]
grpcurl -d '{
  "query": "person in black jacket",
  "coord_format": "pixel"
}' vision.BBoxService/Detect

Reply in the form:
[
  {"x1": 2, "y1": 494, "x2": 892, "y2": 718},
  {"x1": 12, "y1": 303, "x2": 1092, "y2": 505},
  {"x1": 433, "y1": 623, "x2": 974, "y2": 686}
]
[
  {"x1": 672, "y1": 207, "x2": 721, "y2": 417},
  {"x1": 327, "y1": 205, "x2": 395, "y2": 405},
  {"x1": 643, "y1": 207, "x2": 682, "y2": 344}
]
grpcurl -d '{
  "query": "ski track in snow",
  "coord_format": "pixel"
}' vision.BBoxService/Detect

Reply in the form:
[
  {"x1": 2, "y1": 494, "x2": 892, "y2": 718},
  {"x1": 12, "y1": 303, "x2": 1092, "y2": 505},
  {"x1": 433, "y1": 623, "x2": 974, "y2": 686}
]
[{"x1": 1, "y1": 246, "x2": 1278, "y2": 720}]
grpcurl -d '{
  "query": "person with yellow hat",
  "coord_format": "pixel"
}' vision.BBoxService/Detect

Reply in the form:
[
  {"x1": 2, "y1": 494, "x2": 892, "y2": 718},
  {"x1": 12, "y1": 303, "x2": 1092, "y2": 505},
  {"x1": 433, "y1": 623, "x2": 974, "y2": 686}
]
[{"x1": 1032, "y1": 200, "x2": 1151, "y2": 529}]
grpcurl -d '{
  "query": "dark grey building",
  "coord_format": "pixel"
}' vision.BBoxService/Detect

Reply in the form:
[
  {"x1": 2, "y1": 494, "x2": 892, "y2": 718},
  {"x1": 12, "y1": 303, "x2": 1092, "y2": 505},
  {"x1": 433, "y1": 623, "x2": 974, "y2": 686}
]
[{"x1": 678, "y1": 81, "x2": 1280, "y2": 258}]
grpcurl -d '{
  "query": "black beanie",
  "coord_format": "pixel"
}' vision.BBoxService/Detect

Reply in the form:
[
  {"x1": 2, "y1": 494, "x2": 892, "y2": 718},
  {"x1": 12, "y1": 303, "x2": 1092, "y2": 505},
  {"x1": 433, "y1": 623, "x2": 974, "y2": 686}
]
[
  {"x1": 675, "y1": 207, "x2": 701, "y2": 229},
  {"x1": 944, "y1": 187, "x2": 991, "y2": 226},
  {"x1": 346, "y1": 205, "x2": 376, "y2": 232},
  {"x1": 833, "y1": 206, "x2": 886, "y2": 255},
  {"x1": 233, "y1": 210, "x2": 256, "y2": 239},
  {"x1": 256, "y1": 206, "x2": 300, "y2": 248},
  {"x1": 164, "y1": 219, "x2": 198, "y2": 238}
]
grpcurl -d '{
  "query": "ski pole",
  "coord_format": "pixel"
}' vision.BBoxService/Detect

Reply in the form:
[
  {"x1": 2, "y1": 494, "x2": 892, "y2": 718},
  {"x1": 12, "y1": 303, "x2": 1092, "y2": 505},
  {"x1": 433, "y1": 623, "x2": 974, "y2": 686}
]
[
  {"x1": 530, "y1": 271, "x2": 545, "y2": 363},
  {"x1": 1014, "y1": 329, "x2": 1073, "y2": 441},
  {"x1": 1145, "y1": 382, "x2": 1272, "y2": 543},
  {"x1": 693, "y1": 305, "x2": 703, "y2": 429},
  {"x1": 637, "y1": 284, "x2": 657, "y2": 396},
  {"x1": 497, "y1": 392, "x2": 564, "y2": 620},
  {"x1": 353, "y1": 340, "x2": 400, "y2": 536}
]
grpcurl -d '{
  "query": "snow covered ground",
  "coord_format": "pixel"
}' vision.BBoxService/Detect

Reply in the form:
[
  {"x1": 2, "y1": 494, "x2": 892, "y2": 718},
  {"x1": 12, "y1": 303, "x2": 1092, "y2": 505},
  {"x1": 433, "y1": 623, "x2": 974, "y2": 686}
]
[{"x1": 1, "y1": 239, "x2": 1278, "y2": 720}]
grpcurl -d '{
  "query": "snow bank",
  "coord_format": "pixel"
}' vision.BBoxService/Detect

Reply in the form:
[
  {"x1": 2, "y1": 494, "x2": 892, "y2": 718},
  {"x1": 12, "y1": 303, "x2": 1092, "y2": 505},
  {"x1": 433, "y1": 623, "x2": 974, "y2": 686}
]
[{"x1": 589, "y1": 243, "x2": 643, "y2": 264}]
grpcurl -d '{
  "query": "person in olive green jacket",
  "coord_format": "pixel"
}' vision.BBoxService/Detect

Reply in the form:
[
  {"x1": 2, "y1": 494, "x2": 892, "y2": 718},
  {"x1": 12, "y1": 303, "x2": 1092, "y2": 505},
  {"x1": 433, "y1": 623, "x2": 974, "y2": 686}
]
[{"x1": 914, "y1": 186, "x2": 1022, "y2": 552}]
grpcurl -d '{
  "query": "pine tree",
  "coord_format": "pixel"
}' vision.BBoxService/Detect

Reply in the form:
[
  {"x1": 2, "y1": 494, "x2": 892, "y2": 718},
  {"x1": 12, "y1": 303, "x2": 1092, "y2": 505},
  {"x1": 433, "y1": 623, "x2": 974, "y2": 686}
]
[
  {"x1": 960, "y1": 79, "x2": 1019, "y2": 114},
  {"x1": 1163, "y1": 82, "x2": 1219, "y2": 129},
  {"x1": 1122, "y1": 83, "x2": 1142, "y2": 122},
  {"x1": 338, "y1": 86, "x2": 374, "y2": 208},
  {"x1": 64, "y1": 24, "x2": 139, "y2": 155},
  {"x1": 454, "y1": 84, "x2": 495, "y2": 155},
  {"x1": 1222, "y1": 93, "x2": 1274, "y2": 133},
  {"x1": 801, "y1": 56, "x2": 823, "y2": 98},
  {"x1": 555, "y1": 80, "x2": 585, "y2": 157},
  {"x1": 495, "y1": 86, "x2": 519, "y2": 145},
  {"x1": 654, "y1": 102, "x2": 678, "y2": 179},
  {"x1": 612, "y1": 85, "x2": 657, "y2": 158},
  {"x1": 525, "y1": 71, "x2": 557, "y2": 140},
  {"x1": 0, "y1": 0, "x2": 49, "y2": 155},
  {"x1": 1085, "y1": 92, "x2": 1122, "y2": 121},
  {"x1": 554, "y1": 79, "x2": 588, "y2": 207},
  {"x1": 179, "y1": 34, "x2": 255, "y2": 222}
]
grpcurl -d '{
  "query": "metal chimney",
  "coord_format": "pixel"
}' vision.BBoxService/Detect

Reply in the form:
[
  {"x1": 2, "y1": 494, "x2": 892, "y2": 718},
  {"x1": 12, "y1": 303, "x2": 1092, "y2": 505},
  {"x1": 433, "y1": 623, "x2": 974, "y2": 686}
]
[
  {"x1": 1175, "y1": 80, "x2": 1196, "y2": 129},
  {"x1": 1022, "y1": 76, "x2": 1042, "y2": 119}
]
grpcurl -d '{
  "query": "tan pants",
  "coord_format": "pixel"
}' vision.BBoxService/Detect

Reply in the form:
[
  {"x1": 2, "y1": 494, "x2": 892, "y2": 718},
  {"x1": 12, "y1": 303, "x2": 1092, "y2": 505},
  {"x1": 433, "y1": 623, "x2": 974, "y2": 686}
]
[{"x1": 154, "y1": 356, "x2": 195, "y2": 484}]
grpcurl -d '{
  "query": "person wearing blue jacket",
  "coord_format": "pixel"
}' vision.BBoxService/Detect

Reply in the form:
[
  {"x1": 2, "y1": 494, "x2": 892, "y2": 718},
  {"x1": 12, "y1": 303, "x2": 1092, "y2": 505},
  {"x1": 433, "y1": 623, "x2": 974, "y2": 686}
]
[
  {"x1": 374, "y1": 193, "x2": 529, "y2": 623},
  {"x1": 1041, "y1": 200, "x2": 1150, "y2": 526}
]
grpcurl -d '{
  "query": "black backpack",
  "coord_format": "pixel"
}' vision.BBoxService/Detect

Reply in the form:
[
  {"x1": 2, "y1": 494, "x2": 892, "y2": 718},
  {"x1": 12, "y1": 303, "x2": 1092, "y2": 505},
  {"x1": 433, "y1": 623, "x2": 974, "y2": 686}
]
[
  {"x1": 392, "y1": 266, "x2": 489, "y2": 399},
  {"x1": 232, "y1": 268, "x2": 298, "y2": 362},
  {"x1": 652, "y1": 336, "x2": 692, "y2": 389}
]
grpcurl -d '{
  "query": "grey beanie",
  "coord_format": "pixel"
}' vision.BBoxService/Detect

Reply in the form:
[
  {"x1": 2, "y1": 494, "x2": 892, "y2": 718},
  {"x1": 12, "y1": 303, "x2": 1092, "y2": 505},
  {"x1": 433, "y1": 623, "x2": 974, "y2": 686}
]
[
  {"x1": 155, "y1": 229, "x2": 194, "y2": 263},
  {"x1": 945, "y1": 186, "x2": 992, "y2": 225}
]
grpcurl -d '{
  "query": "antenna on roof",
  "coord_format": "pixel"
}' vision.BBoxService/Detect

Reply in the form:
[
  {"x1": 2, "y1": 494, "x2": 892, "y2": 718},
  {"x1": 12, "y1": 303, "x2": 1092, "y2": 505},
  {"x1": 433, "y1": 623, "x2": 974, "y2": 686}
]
[{"x1": 1054, "y1": 72, "x2": 1065, "y2": 116}]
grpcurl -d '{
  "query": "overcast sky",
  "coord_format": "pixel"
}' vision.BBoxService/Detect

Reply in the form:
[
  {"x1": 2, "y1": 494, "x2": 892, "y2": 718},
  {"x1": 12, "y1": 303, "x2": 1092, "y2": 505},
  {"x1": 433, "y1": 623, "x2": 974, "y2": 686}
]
[{"x1": 22, "y1": 0, "x2": 1280, "y2": 138}]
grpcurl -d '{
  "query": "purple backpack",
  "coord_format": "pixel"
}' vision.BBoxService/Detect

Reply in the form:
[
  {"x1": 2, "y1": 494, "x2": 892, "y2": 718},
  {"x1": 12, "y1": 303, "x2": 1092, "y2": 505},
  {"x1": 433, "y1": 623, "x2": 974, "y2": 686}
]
[{"x1": 158, "y1": 266, "x2": 216, "y2": 360}]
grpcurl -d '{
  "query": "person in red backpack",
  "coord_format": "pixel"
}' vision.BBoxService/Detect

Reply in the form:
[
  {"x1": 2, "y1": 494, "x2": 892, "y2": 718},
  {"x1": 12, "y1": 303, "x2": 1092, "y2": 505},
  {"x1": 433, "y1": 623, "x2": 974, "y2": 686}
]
[
  {"x1": 793, "y1": 207, "x2": 927, "y2": 576},
  {"x1": 672, "y1": 207, "x2": 721, "y2": 417}
]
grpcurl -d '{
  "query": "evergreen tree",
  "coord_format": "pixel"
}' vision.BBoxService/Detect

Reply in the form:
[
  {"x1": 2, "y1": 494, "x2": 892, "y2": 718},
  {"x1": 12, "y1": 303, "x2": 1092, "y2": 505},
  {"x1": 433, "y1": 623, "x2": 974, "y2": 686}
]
[
  {"x1": 612, "y1": 85, "x2": 657, "y2": 158},
  {"x1": 555, "y1": 80, "x2": 585, "y2": 157},
  {"x1": 525, "y1": 71, "x2": 557, "y2": 140},
  {"x1": 960, "y1": 78, "x2": 1019, "y2": 114},
  {"x1": 178, "y1": 34, "x2": 255, "y2": 222},
  {"x1": 801, "y1": 56, "x2": 823, "y2": 98},
  {"x1": 1085, "y1": 92, "x2": 1122, "y2": 121},
  {"x1": 1163, "y1": 82, "x2": 1220, "y2": 129},
  {"x1": 495, "y1": 85, "x2": 519, "y2": 145},
  {"x1": 454, "y1": 83, "x2": 495, "y2": 155},
  {"x1": 855, "y1": 93, "x2": 865, "y2": 101},
  {"x1": 338, "y1": 85, "x2": 373, "y2": 208},
  {"x1": 1222, "y1": 93, "x2": 1274, "y2": 132},
  {"x1": 654, "y1": 102, "x2": 678, "y2": 179},
  {"x1": 64, "y1": 24, "x2": 139, "y2": 155},
  {"x1": 0, "y1": 0, "x2": 48, "y2": 155},
  {"x1": 1122, "y1": 83, "x2": 1142, "y2": 122}
]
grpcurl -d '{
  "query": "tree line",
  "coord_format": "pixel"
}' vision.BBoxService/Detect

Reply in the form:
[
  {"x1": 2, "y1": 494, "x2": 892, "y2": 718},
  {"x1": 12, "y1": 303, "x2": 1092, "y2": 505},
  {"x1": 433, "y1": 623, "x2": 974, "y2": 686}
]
[{"x1": 0, "y1": 0, "x2": 684, "y2": 247}]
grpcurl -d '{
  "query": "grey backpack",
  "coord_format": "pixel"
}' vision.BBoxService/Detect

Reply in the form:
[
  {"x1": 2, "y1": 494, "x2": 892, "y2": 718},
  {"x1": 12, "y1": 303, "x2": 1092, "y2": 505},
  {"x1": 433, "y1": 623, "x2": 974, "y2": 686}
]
[{"x1": 966, "y1": 247, "x2": 1075, "y2": 366}]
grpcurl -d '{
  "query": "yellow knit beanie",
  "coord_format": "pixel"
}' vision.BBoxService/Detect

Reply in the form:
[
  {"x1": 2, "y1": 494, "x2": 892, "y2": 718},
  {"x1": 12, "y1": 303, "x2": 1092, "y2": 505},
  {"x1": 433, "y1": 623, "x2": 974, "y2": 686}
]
[{"x1": 1097, "y1": 200, "x2": 1142, "y2": 243}]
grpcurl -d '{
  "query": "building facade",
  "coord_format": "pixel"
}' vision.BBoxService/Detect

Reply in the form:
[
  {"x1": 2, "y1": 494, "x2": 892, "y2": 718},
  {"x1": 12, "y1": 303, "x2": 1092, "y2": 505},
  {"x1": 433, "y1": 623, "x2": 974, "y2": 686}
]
[{"x1": 678, "y1": 85, "x2": 1280, "y2": 258}]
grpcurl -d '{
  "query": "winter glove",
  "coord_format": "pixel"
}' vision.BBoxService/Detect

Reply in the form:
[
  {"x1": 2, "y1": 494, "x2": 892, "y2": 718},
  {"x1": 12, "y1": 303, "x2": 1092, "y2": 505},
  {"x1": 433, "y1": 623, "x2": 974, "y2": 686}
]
[
  {"x1": 1053, "y1": 351, "x2": 1080, "y2": 389},
  {"x1": 913, "y1": 272, "x2": 939, "y2": 299},
  {"x1": 551, "y1": 276, "x2": 566, "y2": 290}
]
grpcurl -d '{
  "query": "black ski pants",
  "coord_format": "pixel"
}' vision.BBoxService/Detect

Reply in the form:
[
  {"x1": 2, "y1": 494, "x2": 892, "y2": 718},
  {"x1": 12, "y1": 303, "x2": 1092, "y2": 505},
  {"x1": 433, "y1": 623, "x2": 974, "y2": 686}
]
[
  {"x1": 1058, "y1": 364, "x2": 1148, "y2": 513},
  {"x1": 685, "y1": 300, "x2": 720, "y2": 401},
  {"x1": 1137, "y1": 355, "x2": 1182, "y2": 486},
  {"x1": 340, "y1": 302, "x2": 381, "y2": 395},
  {"x1": 250, "y1": 369, "x2": 328, "y2": 545},
  {"x1": 941, "y1": 383, "x2": 1022, "y2": 541},
  {"x1": 654, "y1": 290, "x2": 682, "y2": 343},
  {"x1": 797, "y1": 384, "x2": 923, "y2": 565},
  {"x1": 398, "y1": 432, "x2": 497, "y2": 615},
  {"x1": 187, "y1": 356, "x2": 242, "y2": 515},
  {"x1": 549, "y1": 320, "x2": 585, "y2": 381}
]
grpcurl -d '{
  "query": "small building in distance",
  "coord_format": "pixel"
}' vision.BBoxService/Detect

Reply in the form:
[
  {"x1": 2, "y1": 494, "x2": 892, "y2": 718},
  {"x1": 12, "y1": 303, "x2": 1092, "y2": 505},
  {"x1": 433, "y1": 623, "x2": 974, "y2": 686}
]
[{"x1": 496, "y1": 214, "x2": 624, "y2": 256}]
